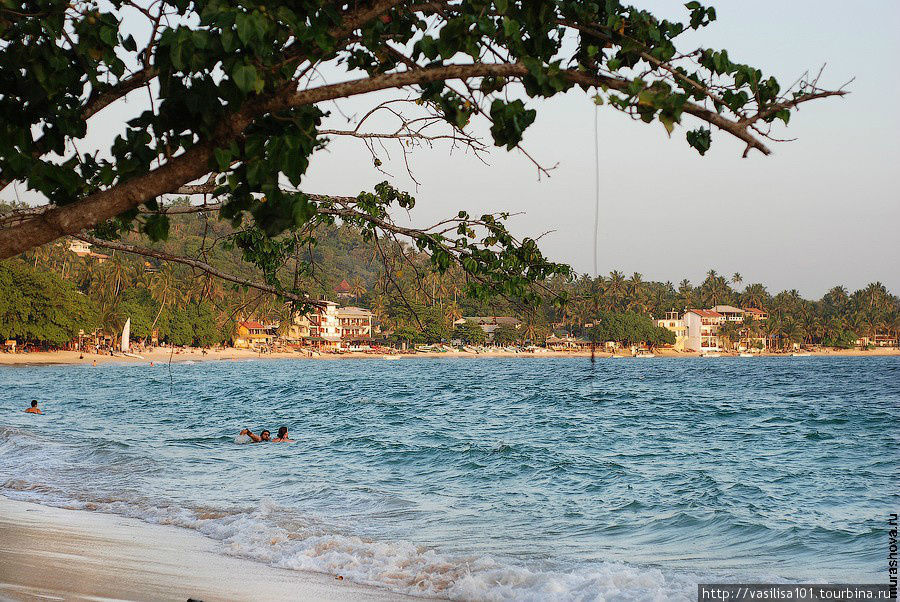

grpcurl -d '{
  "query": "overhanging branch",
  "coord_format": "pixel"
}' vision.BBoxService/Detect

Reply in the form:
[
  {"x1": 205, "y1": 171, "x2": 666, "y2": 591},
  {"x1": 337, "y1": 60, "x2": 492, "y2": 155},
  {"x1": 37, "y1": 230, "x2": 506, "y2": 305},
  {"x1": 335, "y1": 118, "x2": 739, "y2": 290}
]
[{"x1": 76, "y1": 233, "x2": 329, "y2": 308}]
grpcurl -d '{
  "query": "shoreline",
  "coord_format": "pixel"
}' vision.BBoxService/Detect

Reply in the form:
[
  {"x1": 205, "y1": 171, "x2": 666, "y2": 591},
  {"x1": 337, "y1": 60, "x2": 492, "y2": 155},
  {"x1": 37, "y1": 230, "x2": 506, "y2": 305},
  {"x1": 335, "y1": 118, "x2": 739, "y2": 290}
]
[
  {"x1": 0, "y1": 346, "x2": 898, "y2": 366},
  {"x1": 0, "y1": 495, "x2": 423, "y2": 601}
]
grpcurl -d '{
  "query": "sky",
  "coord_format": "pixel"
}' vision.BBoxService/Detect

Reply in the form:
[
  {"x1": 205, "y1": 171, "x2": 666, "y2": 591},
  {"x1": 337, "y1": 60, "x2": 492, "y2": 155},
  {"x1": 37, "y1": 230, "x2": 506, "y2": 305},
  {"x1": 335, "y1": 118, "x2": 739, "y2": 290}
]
[
  {"x1": 5, "y1": 1, "x2": 898, "y2": 298},
  {"x1": 300, "y1": 1, "x2": 900, "y2": 297}
]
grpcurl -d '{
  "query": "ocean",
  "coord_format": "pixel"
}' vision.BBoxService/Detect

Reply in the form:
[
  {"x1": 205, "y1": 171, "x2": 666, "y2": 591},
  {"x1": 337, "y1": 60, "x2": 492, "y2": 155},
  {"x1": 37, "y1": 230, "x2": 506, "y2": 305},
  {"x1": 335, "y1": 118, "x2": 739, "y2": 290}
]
[{"x1": 1, "y1": 357, "x2": 897, "y2": 600}]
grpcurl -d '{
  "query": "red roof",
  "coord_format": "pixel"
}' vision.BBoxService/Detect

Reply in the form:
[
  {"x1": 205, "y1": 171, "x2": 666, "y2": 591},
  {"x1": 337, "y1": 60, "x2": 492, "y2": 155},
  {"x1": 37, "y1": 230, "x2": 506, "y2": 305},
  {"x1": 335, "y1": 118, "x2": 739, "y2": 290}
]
[
  {"x1": 743, "y1": 307, "x2": 767, "y2": 315},
  {"x1": 239, "y1": 321, "x2": 265, "y2": 329},
  {"x1": 688, "y1": 309, "x2": 724, "y2": 318},
  {"x1": 334, "y1": 279, "x2": 352, "y2": 293}
]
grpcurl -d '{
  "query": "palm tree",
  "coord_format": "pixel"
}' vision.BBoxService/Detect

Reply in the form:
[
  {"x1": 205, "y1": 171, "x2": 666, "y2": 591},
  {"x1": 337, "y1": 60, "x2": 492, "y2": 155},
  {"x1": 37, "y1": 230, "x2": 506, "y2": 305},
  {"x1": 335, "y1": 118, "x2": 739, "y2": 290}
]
[
  {"x1": 741, "y1": 283, "x2": 769, "y2": 310},
  {"x1": 731, "y1": 272, "x2": 743, "y2": 290},
  {"x1": 677, "y1": 279, "x2": 694, "y2": 310},
  {"x1": 444, "y1": 300, "x2": 462, "y2": 325},
  {"x1": 148, "y1": 264, "x2": 180, "y2": 339},
  {"x1": 626, "y1": 272, "x2": 644, "y2": 311},
  {"x1": 606, "y1": 271, "x2": 626, "y2": 311},
  {"x1": 349, "y1": 276, "x2": 367, "y2": 302}
]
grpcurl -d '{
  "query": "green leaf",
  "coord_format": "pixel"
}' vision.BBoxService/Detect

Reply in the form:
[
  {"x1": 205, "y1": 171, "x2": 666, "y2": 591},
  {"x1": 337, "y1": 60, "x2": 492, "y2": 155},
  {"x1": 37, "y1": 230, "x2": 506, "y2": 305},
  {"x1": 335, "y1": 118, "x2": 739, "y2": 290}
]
[
  {"x1": 213, "y1": 147, "x2": 232, "y2": 171},
  {"x1": 121, "y1": 34, "x2": 137, "y2": 52},
  {"x1": 232, "y1": 64, "x2": 258, "y2": 94},
  {"x1": 142, "y1": 214, "x2": 170, "y2": 241},
  {"x1": 686, "y1": 127, "x2": 712, "y2": 155},
  {"x1": 659, "y1": 113, "x2": 676, "y2": 136}
]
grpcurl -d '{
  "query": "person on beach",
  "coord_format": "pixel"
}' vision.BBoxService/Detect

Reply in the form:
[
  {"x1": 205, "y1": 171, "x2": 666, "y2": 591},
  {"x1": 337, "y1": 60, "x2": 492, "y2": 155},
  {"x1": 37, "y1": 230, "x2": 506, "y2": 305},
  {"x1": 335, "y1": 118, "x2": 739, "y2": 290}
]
[
  {"x1": 24, "y1": 400, "x2": 42, "y2": 414},
  {"x1": 272, "y1": 426, "x2": 294, "y2": 442},
  {"x1": 237, "y1": 428, "x2": 270, "y2": 443}
]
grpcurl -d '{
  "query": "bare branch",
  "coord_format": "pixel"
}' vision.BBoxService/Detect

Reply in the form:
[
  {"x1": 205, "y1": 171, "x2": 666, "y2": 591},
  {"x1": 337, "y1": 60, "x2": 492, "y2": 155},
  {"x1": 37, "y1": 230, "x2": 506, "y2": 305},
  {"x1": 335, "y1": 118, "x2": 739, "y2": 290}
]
[{"x1": 76, "y1": 233, "x2": 329, "y2": 308}]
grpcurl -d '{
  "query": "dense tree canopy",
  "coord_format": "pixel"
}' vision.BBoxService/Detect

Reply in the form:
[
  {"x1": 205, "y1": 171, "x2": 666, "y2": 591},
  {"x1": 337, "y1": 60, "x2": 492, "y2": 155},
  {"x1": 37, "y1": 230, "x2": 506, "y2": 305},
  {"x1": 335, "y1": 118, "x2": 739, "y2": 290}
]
[
  {"x1": 590, "y1": 310, "x2": 674, "y2": 347},
  {"x1": 0, "y1": 0, "x2": 844, "y2": 310},
  {"x1": 0, "y1": 259, "x2": 97, "y2": 345},
  {"x1": 4, "y1": 207, "x2": 898, "y2": 350}
]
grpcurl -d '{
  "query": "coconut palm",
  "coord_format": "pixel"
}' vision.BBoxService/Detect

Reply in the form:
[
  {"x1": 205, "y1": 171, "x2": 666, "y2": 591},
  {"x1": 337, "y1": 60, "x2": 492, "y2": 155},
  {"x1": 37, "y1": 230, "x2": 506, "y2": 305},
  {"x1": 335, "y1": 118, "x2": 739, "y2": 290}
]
[
  {"x1": 444, "y1": 300, "x2": 463, "y2": 325},
  {"x1": 741, "y1": 283, "x2": 769, "y2": 310},
  {"x1": 148, "y1": 264, "x2": 180, "y2": 338},
  {"x1": 349, "y1": 276, "x2": 367, "y2": 302},
  {"x1": 606, "y1": 271, "x2": 626, "y2": 311},
  {"x1": 676, "y1": 279, "x2": 694, "y2": 310}
]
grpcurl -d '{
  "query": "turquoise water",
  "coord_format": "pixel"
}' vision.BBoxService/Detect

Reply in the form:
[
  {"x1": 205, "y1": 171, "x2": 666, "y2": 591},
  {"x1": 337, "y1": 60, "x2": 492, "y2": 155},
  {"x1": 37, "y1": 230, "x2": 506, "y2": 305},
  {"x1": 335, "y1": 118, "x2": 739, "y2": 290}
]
[{"x1": 1, "y1": 357, "x2": 897, "y2": 600}]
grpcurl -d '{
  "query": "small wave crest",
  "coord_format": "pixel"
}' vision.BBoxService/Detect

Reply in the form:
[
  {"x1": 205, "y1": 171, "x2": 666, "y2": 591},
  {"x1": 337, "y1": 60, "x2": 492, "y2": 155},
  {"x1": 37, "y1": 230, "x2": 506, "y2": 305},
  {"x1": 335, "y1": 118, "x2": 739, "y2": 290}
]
[{"x1": 0, "y1": 481, "x2": 696, "y2": 600}]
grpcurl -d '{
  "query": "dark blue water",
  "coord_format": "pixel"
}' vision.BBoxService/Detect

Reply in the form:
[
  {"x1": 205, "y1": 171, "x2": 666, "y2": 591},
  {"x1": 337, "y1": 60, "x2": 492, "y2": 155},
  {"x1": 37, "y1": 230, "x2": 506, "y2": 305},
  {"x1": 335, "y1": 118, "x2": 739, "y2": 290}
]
[{"x1": 1, "y1": 357, "x2": 898, "y2": 600}]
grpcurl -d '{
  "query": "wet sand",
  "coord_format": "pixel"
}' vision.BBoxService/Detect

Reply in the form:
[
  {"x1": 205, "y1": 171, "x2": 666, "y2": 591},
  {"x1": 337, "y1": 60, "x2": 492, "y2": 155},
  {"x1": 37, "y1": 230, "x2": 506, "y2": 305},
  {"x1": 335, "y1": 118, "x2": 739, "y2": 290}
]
[{"x1": 0, "y1": 495, "x2": 422, "y2": 601}]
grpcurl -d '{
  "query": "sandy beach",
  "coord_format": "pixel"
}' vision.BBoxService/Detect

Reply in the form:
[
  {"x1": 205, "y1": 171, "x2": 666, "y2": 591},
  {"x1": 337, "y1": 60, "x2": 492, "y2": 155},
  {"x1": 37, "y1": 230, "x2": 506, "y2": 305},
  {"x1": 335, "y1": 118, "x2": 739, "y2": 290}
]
[
  {"x1": 0, "y1": 495, "x2": 422, "y2": 602},
  {"x1": 0, "y1": 346, "x2": 898, "y2": 366}
]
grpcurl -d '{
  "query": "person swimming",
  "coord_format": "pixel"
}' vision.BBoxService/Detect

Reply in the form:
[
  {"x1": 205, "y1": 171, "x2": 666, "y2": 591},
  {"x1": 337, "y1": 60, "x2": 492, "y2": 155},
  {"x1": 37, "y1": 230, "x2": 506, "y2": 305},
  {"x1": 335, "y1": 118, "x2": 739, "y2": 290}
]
[
  {"x1": 272, "y1": 426, "x2": 294, "y2": 442},
  {"x1": 236, "y1": 428, "x2": 270, "y2": 443},
  {"x1": 24, "y1": 400, "x2": 42, "y2": 414}
]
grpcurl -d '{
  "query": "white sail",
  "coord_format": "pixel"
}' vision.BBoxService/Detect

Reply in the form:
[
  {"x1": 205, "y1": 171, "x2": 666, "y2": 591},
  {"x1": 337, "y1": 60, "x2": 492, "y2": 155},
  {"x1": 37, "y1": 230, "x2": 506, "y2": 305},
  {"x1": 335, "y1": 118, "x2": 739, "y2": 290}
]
[{"x1": 121, "y1": 318, "x2": 131, "y2": 352}]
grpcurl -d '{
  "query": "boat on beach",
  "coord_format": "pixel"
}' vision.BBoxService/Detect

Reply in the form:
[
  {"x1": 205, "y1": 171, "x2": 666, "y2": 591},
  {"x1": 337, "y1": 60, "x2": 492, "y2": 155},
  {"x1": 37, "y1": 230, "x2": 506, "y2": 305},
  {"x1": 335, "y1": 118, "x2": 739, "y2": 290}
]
[
  {"x1": 739, "y1": 352, "x2": 755, "y2": 357},
  {"x1": 701, "y1": 351, "x2": 721, "y2": 357}
]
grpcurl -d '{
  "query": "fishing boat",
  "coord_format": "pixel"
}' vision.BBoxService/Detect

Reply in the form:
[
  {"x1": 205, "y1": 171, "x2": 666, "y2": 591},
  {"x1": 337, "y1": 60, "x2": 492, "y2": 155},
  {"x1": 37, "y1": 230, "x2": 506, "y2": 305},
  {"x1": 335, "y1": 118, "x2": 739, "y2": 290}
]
[
  {"x1": 635, "y1": 350, "x2": 655, "y2": 358},
  {"x1": 791, "y1": 352, "x2": 812, "y2": 357},
  {"x1": 383, "y1": 355, "x2": 401, "y2": 360},
  {"x1": 739, "y1": 352, "x2": 754, "y2": 357},
  {"x1": 700, "y1": 351, "x2": 721, "y2": 357}
]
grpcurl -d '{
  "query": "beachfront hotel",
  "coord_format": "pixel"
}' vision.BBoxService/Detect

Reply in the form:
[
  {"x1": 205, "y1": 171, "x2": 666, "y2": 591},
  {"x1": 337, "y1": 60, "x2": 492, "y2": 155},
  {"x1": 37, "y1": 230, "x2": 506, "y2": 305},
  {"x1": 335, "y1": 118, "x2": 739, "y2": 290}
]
[
  {"x1": 284, "y1": 302, "x2": 375, "y2": 350},
  {"x1": 336, "y1": 306, "x2": 375, "y2": 349},
  {"x1": 677, "y1": 306, "x2": 768, "y2": 352},
  {"x1": 682, "y1": 309, "x2": 726, "y2": 352}
]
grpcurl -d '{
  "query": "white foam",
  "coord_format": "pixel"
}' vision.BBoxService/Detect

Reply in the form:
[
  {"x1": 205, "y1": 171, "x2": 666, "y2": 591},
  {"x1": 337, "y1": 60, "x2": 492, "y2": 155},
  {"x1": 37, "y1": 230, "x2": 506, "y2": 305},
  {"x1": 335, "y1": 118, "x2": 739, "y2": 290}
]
[{"x1": 0, "y1": 426, "x2": 703, "y2": 601}]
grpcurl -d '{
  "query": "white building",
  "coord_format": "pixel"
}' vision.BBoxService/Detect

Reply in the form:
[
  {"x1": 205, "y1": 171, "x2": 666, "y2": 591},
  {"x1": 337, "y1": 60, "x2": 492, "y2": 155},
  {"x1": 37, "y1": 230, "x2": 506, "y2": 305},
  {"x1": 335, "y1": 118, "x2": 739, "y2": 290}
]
[
  {"x1": 68, "y1": 239, "x2": 92, "y2": 256},
  {"x1": 683, "y1": 309, "x2": 725, "y2": 352},
  {"x1": 305, "y1": 301, "x2": 341, "y2": 349},
  {"x1": 337, "y1": 306, "x2": 374, "y2": 345},
  {"x1": 711, "y1": 305, "x2": 745, "y2": 322}
]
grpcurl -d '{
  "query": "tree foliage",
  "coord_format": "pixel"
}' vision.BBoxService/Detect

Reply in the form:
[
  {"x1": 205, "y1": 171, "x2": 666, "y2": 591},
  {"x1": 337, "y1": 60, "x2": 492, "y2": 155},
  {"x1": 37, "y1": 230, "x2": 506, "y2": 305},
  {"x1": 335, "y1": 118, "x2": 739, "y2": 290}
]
[
  {"x1": 0, "y1": 0, "x2": 844, "y2": 311},
  {"x1": 590, "y1": 311, "x2": 674, "y2": 347},
  {"x1": 453, "y1": 320, "x2": 487, "y2": 345},
  {"x1": 0, "y1": 259, "x2": 97, "y2": 345}
]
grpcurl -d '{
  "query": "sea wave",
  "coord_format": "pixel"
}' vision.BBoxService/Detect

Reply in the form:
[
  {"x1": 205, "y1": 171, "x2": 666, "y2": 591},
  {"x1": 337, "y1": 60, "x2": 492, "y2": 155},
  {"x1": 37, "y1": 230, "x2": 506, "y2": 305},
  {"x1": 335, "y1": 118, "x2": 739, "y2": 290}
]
[
  {"x1": 0, "y1": 477, "x2": 698, "y2": 601},
  {"x1": 2, "y1": 357, "x2": 895, "y2": 598}
]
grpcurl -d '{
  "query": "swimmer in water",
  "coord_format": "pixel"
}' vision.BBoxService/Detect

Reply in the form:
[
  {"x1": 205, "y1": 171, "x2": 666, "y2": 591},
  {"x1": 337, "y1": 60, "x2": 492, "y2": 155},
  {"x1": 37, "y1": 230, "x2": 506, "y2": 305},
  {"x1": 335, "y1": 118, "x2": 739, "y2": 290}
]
[
  {"x1": 239, "y1": 428, "x2": 270, "y2": 443},
  {"x1": 272, "y1": 426, "x2": 294, "y2": 442},
  {"x1": 24, "y1": 400, "x2": 42, "y2": 414}
]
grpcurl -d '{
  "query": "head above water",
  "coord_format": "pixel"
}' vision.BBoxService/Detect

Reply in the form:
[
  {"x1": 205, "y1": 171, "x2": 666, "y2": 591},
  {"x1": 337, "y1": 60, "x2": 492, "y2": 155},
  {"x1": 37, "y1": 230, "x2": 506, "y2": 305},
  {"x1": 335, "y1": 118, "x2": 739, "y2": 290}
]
[
  {"x1": 260, "y1": 430, "x2": 271, "y2": 441},
  {"x1": 30, "y1": 400, "x2": 38, "y2": 408},
  {"x1": 277, "y1": 427, "x2": 288, "y2": 439}
]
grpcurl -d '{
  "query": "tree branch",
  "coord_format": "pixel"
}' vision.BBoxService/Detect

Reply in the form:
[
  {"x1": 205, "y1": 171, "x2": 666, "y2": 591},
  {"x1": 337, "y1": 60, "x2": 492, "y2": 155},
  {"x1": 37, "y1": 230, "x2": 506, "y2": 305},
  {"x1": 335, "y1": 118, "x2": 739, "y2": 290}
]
[
  {"x1": 76, "y1": 233, "x2": 329, "y2": 308},
  {"x1": 0, "y1": 62, "x2": 525, "y2": 260}
]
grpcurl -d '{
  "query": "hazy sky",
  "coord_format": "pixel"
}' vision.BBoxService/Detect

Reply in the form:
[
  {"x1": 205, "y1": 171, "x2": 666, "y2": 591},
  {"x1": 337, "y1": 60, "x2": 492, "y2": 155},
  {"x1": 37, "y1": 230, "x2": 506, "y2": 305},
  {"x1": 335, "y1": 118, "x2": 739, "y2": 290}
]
[
  {"x1": 5, "y1": 2, "x2": 898, "y2": 297},
  {"x1": 302, "y1": 1, "x2": 900, "y2": 297}
]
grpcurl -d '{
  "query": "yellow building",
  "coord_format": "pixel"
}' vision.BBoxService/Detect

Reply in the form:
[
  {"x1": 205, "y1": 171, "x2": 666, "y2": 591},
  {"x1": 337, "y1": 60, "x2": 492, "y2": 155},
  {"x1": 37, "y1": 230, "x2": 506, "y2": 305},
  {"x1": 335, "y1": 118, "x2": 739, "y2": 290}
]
[
  {"x1": 234, "y1": 321, "x2": 274, "y2": 350},
  {"x1": 654, "y1": 311, "x2": 688, "y2": 351}
]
